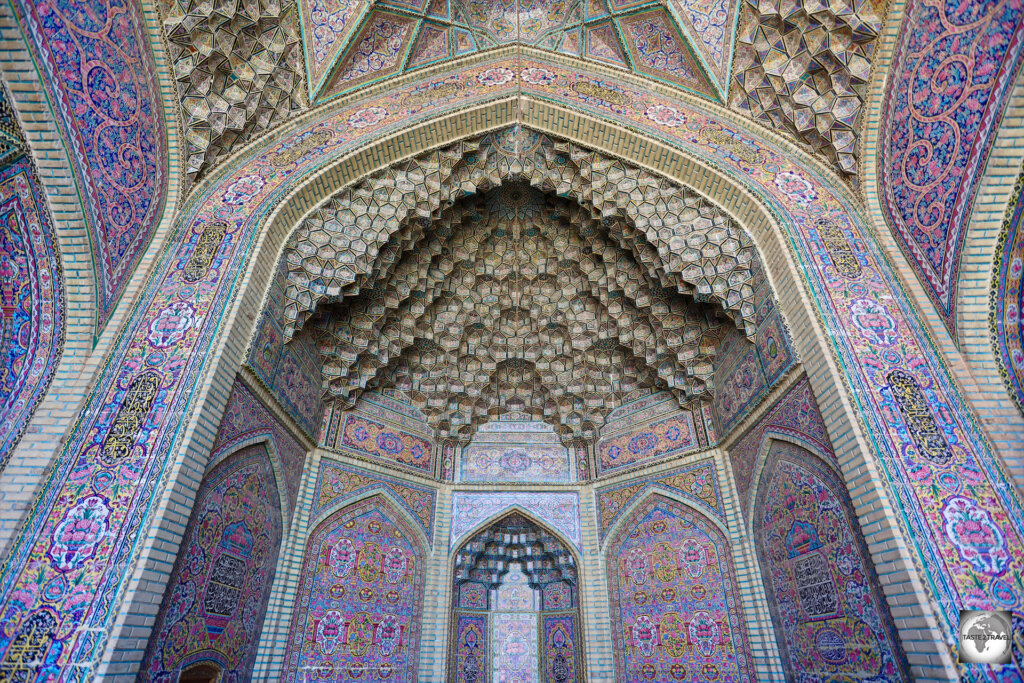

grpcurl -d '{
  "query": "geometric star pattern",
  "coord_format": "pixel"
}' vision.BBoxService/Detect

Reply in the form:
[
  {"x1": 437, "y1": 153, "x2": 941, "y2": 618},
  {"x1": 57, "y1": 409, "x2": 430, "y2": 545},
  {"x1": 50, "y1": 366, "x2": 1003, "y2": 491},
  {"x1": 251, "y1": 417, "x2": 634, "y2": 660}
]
[
  {"x1": 302, "y1": 0, "x2": 738, "y2": 100},
  {"x1": 283, "y1": 127, "x2": 763, "y2": 443},
  {"x1": 730, "y1": 0, "x2": 881, "y2": 177}
]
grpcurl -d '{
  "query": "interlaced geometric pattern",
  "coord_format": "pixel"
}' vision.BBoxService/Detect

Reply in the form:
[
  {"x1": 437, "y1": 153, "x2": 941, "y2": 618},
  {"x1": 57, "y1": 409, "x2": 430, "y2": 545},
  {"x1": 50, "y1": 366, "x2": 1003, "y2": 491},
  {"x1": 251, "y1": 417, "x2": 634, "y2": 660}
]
[
  {"x1": 453, "y1": 513, "x2": 578, "y2": 590},
  {"x1": 282, "y1": 128, "x2": 763, "y2": 443},
  {"x1": 730, "y1": 0, "x2": 881, "y2": 177},
  {"x1": 301, "y1": 0, "x2": 733, "y2": 101},
  {"x1": 164, "y1": 0, "x2": 307, "y2": 184}
]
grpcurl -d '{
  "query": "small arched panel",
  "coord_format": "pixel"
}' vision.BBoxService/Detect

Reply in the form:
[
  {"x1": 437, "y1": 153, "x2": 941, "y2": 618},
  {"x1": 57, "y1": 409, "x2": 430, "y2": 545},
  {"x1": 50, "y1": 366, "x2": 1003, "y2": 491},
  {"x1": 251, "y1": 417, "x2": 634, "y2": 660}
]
[
  {"x1": 752, "y1": 440, "x2": 909, "y2": 680},
  {"x1": 140, "y1": 444, "x2": 284, "y2": 681},
  {"x1": 606, "y1": 493, "x2": 754, "y2": 682},
  {"x1": 283, "y1": 494, "x2": 426, "y2": 681}
]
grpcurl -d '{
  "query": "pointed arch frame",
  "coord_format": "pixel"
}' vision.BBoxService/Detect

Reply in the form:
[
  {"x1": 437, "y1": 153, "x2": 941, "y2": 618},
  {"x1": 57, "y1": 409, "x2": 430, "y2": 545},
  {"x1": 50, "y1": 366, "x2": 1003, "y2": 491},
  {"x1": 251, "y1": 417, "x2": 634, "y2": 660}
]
[
  {"x1": 1, "y1": 50, "x2": 1014, "y2": 676},
  {"x1": 444, "y1": 506, "x2": 589, "y2": 683},
  {"x1": 278, "y1": 490, "x2": 430, "y2": 681}
]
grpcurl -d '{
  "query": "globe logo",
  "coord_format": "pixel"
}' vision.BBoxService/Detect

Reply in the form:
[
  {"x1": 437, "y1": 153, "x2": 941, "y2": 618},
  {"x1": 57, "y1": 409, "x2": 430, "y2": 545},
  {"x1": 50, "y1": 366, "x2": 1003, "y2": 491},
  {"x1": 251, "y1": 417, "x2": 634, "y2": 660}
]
[{"x1": 959, "y1": 610, "x2": 1013, "y2": 664}]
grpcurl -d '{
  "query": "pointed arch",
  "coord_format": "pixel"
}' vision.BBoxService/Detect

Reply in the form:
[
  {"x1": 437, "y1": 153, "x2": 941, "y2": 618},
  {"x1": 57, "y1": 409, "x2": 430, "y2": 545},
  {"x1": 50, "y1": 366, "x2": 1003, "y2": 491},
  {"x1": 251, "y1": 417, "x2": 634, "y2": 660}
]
[
  {"x1": 282, "y1": 493, "x2": 427, "y2": 682},
  {"x1": 599, "y1": 483, "x2": 729, "y2": 555},
  {"x1": 310, "y1": 483, "x2": 434, "y2": 552},
  {"x1": 5, "y1": 57, "x2": 1012, "y2": 671},
  {"x1": 205, "y1": 435, "x2": 294, "y2": 533},
  {"x1": 446, "y1": 509, "x2": 587, "y2": 683},
  {"x1": 743, "y1": 429, "x2": 841, "y2": 528},
  {"x1": 139, "y1": 443, "x2": 285, "y2": 681},
  {"x1": 605, "y1": 492, "x2": 755, "y2": 682},
  {"x1": 449, "y1": 500, "x2": 584, "y2": 558},
  {"x1": 749, "y1": 439, "x2": 910, "y2": 680}
]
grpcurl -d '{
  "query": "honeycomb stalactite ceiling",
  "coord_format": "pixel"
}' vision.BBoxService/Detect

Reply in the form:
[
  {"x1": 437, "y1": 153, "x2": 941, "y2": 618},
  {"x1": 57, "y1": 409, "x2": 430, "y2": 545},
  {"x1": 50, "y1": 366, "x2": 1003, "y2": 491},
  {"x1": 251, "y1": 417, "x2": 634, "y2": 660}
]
[
  {"x1": 164, "y1": 0, "x2": 307, "y2": 185},
  {"x1": 302, "y1": 0, "x2": 737, "y2": 100},
  {"x1": 282, "y1": 128, "x2": 763, "y2": 443},
  {"x1": 310, "y1": 185, "x2": 728, "y2": 442},
  {"x1": 453, "y1": 513, "x2": 578, "y2": 590},
  {"x1": 730, "y1": 0, "x2": 881, "y2": 177}
]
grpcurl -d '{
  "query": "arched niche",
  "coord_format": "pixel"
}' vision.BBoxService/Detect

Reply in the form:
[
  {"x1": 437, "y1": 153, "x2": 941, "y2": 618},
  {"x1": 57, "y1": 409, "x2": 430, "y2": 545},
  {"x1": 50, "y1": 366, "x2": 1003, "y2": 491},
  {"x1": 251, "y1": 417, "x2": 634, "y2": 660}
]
[
  {"x1": 751, "y1": 438, "x2": 909, "y2": 681},
  {"x1": 282, "y1": 494, "x2": 427, "y2": 681},
  {"x1": 448, "y1": 512, "x2": 585, "y2": 683},
  {"x1": 10, "y1": 53, "x2": 1015, "y2": 674},
  {"x1": 605, "y1": 492, "x2": 754, "y2": 682},
  {"x1": 139, "y1": 443, "x2": 284, "y2": 681}
]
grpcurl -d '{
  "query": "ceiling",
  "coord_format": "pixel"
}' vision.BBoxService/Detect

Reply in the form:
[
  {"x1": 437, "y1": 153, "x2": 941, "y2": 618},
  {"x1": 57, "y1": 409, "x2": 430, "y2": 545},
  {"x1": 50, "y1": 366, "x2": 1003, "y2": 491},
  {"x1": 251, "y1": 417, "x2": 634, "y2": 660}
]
[
  {"x1": 279, "y1": 127, "x2": 766, "y2": 443},
  {"x1": 308, "y1": 184, "x2": 729, "y2": 442},
  {"x1": 301, "y1": 0, "x2": 739, "y2": 101}
]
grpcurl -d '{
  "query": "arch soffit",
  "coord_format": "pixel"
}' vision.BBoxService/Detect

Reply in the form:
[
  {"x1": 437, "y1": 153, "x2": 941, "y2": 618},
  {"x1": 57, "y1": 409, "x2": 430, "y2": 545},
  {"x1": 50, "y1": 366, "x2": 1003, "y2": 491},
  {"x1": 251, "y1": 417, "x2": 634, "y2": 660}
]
[
  {"x1": 187, "y1": 87, "x2": 915, "y2": 609},
  {"x1": 307, "y1": 476, "x2": 436, "y2": 549},
  {"x1": 859, "y1": 0, "x2": 1024, "y2": 404},
  {"x1": 444, "y1": 506, "x2": 589, "y2": 682},
  {"x1": 599, "y1": 485, "x2": 731, "y2": 557},
  {"x1": 202, "y1": 87, "x2": 897, "y2": 528},
  {"x1": 205, "y1": 101, "x2": 869, "y2": 411},
  {"x1": 0, "y1": 0, "x2": 184, "y2": 558},
  {"x1": 2, "y1": 0, "x2": 183, "y2": 337},
  {"x1": 743, "y1": 431, "x2": 845, "y2": 536}
]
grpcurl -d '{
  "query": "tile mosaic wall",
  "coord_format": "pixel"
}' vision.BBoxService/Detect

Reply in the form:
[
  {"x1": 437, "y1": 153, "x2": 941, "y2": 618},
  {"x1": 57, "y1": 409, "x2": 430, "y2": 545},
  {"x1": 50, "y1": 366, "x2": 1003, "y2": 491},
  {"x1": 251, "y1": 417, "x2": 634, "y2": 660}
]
[
  {"x1": 248, "y1": 259, "x2": 325, "y2": 437},
  {"x1": 140, "y1": 444, "x2": 283, "y2": 681},
  {"x1": 727, "y1": 376, "x2": 834, "y2": 509},
  {"x1": 597, "y1": 408, "x2": 699, "y2": 476},
  {"x1": 460, "y1": 420, "x2": 572, "y2": 483},
  {"x1": 211, "y1": 380, "x2": 308, "y2": 506},
  {"x1": 313, "y1": 458, "x2": 437, "y2": 544},
  {"x1": 283, "y1": 496, "x2": 425, "y2": 681},
  {"x1": 541, "y1": 612, "x2": 582, "y2": 683},
  {"x1": 712, "y1": 306, "x2": 795, "y2": 434},
  {"x1": 880, "y1": 0, "x2": 1024, "y2": 334},
  {"x1": 11, "y1": 0, "x2": 166, "y2": 327},
  {"x1": 451, "y1": 611, "x2": 488, "y2": 681},
  {"x1": 449, "y1": 492, "x2": 582, "y2": 550},
  {"x1": 596, "y1": 459, "x2": 724, "y2": 541},
  {"x1": 752, "y1": 441, "x2": 908, "y2": 681},
  {"x1": 3, "y1": 51, "x2": 1020, "y2": 671},
  {"x1": 0, "y1": 83, "x2": 64, "y2": 473},
  {"x1": 321, "y1": 391, "x2": 436, "y2": 475},
  {"x1": 339, "y1": 414, "x2": 434, "y2": 473},
  {"x1": 606, "y1": 494, "x2": 754, "y2": 682}
]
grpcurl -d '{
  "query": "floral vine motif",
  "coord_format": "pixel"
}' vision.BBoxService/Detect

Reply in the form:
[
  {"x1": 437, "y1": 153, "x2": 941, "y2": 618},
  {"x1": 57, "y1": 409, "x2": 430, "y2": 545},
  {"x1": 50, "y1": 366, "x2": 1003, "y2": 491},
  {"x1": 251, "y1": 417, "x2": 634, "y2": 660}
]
[
  {"x1": 50, "y1": 496, "x2": 111, "y2": 571},
  {"x1": 575, "y1": 444, "x2": 590, "y2": 481},
  {"x1": 12, "y1": 0, "x2": 166, "y2": 325},
  {"x1": 886, "y1": 369, "x2": 952, "y2": 466},
  {"x1": 182, "y1": 221, "x2": 228, "y2": 284},
  {"x1": 815, "y1": 218, "x2": 861, "y2": 278},
  {"x1": 100, "y1": 372, "x2": 161, "y2": 464}
]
